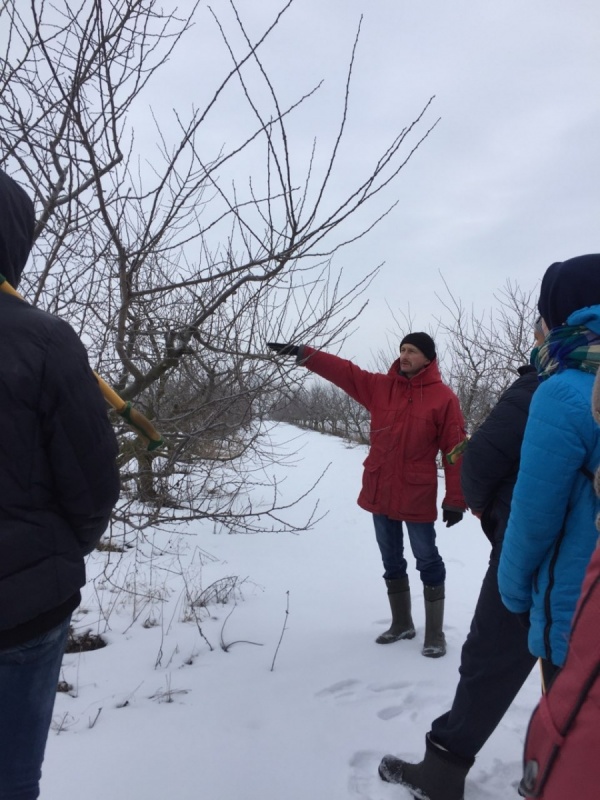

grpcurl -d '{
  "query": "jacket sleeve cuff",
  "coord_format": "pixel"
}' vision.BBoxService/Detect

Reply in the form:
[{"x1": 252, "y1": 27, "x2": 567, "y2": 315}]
[
  {"x1": 296, "y1": 345, "x2": 311, "y2": 365},
  {"x1": 500, "y1": 594, "x2": 531, "y2": 614},
  {"x1": 442, "y1": 502, "x2": 467, "y2": 513}
]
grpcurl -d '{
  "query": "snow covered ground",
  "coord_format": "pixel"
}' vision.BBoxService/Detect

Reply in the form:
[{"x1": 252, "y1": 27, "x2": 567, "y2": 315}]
[{"x1": 43, "y1": 423, "x2": 540, "y2": 799}]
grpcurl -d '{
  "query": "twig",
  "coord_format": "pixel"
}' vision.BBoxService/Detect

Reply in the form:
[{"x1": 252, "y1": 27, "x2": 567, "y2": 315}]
[
  {"x1": 270, "y1": 590, "x2": 290, "y2": 672},
  {"x1": 219, "y1": 603, "x2": 263, "y2": 652},
  {"x1": 89, "y1": 707, "x2": 103, "y2": 729}
]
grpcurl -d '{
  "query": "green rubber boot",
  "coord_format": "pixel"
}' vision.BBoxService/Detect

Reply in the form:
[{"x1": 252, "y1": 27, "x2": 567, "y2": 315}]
[
  {"x1": 422, "y1": 584, "x2": 446, "y2": 658},
  {"x1": 376, "y1": 577, "x2": 416, "y2": 644}
]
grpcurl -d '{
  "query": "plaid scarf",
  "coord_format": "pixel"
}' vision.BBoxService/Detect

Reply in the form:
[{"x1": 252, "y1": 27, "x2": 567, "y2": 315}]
[{"x1": 534, "y1": 324, "x2": 600, "y2": 382}]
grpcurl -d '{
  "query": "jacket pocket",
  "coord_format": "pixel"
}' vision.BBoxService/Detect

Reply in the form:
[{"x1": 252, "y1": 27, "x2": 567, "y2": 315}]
[
  {"x1": 404, "y1": 469, "x2": 437, "y2": 485},
  {"x1": 361, "y1": 461, "x2": 381, "y2": 505},
  {"x1": 403, "y1": 470, "x2": 437, "y2": 515}
]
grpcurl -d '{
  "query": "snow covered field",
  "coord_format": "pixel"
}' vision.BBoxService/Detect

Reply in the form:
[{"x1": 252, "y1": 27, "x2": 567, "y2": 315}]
[{"x1": 43, "y1": 423, "x2": 540, "y2": 799}]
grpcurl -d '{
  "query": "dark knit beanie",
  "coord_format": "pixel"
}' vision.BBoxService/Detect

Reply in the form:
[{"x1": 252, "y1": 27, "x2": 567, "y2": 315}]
[
  {"x1": 538, "y1": 254, "x2": 600, "y2": 330},
  {"x1": 400, "y1": 332, "x2": 436, "y2": 361}
]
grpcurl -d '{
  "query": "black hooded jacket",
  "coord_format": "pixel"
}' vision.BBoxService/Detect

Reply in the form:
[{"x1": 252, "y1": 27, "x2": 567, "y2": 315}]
[
  {"x1": 461, "y1": 365, "x2": 538, "y2": 548},
  {"x1": 0, "y1": 170, "x2": 120, "y2": 645}
]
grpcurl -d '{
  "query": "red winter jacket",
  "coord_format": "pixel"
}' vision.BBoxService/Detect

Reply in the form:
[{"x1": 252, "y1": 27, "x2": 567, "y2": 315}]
[
  {"x1": 520, "y1": 541, "x2": 600, "y2": 800},
  {"x1": 299, "y1": 347, "x2": 466, "y2": 521}
]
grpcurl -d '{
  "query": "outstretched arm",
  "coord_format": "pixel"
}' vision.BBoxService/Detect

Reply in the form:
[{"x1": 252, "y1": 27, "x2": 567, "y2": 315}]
[{"x1": 268, "y1": 342, "x2": 379, "y2": 410}]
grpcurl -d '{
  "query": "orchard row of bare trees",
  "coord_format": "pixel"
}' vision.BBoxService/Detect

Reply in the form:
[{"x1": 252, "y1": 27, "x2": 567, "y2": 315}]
[{"x1": 270, "y1": 382, "x2": 370, "y2": 444}]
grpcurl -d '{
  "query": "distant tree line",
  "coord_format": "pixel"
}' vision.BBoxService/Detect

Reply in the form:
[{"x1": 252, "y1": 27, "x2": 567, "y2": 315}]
[{"x1": 270, "y1": 383, "x2": 370, "y2": 444}]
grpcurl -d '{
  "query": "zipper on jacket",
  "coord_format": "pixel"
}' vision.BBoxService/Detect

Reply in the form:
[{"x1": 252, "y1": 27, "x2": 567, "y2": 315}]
[{"x1": 543, "y1": 524, "x2": 568, "y2": 664}]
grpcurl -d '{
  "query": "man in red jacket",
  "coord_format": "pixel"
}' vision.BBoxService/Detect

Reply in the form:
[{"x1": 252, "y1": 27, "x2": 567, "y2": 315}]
[{"x1": 268, "y1": 333, "x2": 467, "y2": 657}]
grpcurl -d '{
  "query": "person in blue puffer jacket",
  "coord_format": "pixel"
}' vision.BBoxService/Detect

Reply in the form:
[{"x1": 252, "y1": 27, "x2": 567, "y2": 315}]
[{"x1": 498, "y1": 254, "x2": 600, "y2": 689}]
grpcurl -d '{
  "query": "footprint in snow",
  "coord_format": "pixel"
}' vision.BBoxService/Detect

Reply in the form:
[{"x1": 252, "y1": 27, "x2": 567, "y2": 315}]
[
  {"x1": 377, "y1": 705, "x2": 406, "y2": 720},
  {"x1": 314, "y1": 678, "x2": 362, "y2": 699},
  {"x1": 315, "y1": 678, "x2": 438, "y2": 726},
  {"x1": 367, "y1": 680, "x2": 413, "y2": 694},
  {"x1": 315, "y1": 679, "x2": 419, "y2": 702}
]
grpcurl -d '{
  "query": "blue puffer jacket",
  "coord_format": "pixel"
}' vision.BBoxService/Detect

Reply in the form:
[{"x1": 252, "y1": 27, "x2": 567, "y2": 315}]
[{"x1": 498, "y1": 306, "x2": 600, "y2": 667}]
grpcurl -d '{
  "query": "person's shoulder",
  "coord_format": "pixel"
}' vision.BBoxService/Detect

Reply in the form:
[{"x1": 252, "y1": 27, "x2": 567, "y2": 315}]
[
  {"x1": 537, "y1": 369, "x2": 594, "y2": 403},
  {"x1": 20, "y1": 306, "x2": 87, "y2": 365},
  {"x1": 532, "y1": 371, "x2": 596, "y2": 428},
  {"x1": 7, "y1": 301, "x2": 77, "y2": 342},
  {"x1": 424, "y1": 361, "x2": 451, "y2": 390},
  {"x1": 514, "y1": 369, "x2": 539, "y2": 391},
  {"x1": 499, "y1": 368, "x2": 539, "y2": 403},
  {"x1": 514, "y1": 365, "x2": 538, "y2": 384},
  {"x1": 19, "y1": 302, "x2": 65, "y2": 326},
  {"x1": 436, "y1": 379, "x2": 460, "y2": 401}
]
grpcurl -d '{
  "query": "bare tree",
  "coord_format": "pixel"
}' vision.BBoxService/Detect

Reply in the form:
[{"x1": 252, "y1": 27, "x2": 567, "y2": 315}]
[
  {"x1": 435, "y1": 277, "x2": 538, "y2": 432},
  {"x1": 0, "y1": 0, "x2": 438, "y2": 532},
  {"x1": 336, "y1": 389, "x2": 370, "y2": 444}
]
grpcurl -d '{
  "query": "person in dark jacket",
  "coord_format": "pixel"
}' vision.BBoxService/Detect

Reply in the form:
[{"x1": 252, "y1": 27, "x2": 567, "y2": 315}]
[
  {"x1": 268, "y1": 333, "x2": 467, "y2": 658},
  {"x1": 378, "y1": 327, "x2": 542, "y2": 800},
  {"x1": 0, "y1": 169, "x2": 120, "y2": 799}
]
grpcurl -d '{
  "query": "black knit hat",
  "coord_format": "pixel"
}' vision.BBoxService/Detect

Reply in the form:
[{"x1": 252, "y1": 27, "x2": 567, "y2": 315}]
[
  {"x1": 400, "y1": 332, "x2": 436, "y2": 361},
  {"x1": 538, "y1": 254, "x2": 600, "y2": 330}
]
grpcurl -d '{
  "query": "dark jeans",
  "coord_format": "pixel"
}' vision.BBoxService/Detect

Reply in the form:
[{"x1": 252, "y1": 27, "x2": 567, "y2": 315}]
[
  {"x1": 373, "y1": 513, "x2": 446, "y2": 586},
  {"x1": 0, "y1": 616, "x2": 71, "y2": 800},
  {"x1": 430, "y1": 547, "x2": 536, "y2": 760}
]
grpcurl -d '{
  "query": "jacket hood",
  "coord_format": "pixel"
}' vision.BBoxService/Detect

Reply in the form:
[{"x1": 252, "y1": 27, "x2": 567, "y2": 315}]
[
  {"x1": 0, "y1": 169, "x2": 35, "y2": 289},
  {"x1": 566, "y1": 303, "x2": 600, "y2": 335},
  {"x1": 389, "y1": 356, "x2": 442, "y2": 385}
]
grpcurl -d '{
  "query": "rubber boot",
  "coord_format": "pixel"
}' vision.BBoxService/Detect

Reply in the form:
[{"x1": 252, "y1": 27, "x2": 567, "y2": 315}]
[
  {"x1": 378, "y1": 732, "x2": 474, "y2": 800},
  {"x1": 375, "y1": 577, "x2": 416, "y2": 644},
  {"x1": 422, "y1": 584, "x2": 446, "y2": 658}
]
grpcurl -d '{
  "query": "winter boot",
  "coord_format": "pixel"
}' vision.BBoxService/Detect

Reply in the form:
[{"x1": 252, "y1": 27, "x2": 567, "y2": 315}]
[
  {"x1": 422, "y1": 584, "x2": 446, "y2": 658},
  {"x1": 378, "y1": 732, "x2": 474, "y2": 800},
  {"x1": 376, "y1": 577, "x2": 416, "y2": 644}
]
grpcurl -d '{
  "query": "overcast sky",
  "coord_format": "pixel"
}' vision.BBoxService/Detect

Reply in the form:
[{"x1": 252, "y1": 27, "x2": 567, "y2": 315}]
[{"x1": 152, "y1": 0, "x2": 600, "y2": 364}]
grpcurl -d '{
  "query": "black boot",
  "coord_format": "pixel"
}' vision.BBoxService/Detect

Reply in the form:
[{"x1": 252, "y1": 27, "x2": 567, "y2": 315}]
[
  {"x1": 422, "y1": 584, "x2": 446, "y2": 658},
  {"x1": 376, "y1": 577, "x2": 416, "y2": 644},
  {"x1": 378, "y1": 732, "x2": 474, "y2": 800}
]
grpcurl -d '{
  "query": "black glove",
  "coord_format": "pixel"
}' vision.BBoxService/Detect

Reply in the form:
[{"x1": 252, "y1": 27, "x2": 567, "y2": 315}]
[
  {"x1": 442, "y1": 509, "x2": 463, "y2": 528},
  {"x1": 267, "y1": 342, "x2": 300, "y2": 357}
]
